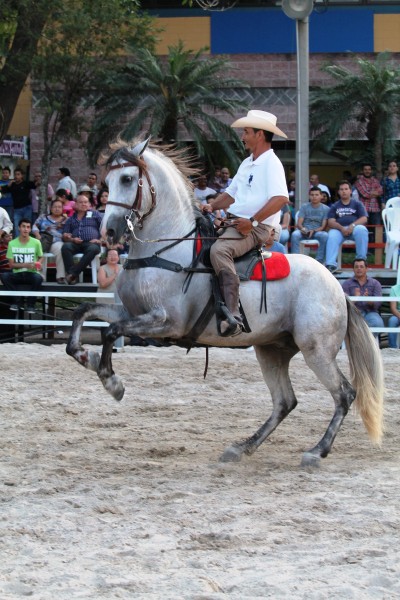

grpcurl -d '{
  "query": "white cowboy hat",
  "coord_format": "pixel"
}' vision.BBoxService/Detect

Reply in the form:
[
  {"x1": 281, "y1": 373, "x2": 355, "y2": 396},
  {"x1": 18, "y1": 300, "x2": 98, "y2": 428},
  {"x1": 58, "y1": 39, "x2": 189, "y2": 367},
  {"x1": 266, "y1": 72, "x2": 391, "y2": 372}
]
[{"x1": 231, "y1": 110, "x2": 287, "y2": 139}]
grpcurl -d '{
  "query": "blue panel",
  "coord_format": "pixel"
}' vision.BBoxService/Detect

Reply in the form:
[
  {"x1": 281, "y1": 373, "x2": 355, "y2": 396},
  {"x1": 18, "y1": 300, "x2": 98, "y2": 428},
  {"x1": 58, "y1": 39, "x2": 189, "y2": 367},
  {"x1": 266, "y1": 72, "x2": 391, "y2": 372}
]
[
  {"x1": 210, "y1": 8, "x2": 374, "y2": 54},
  {"x1": 211, "y1": 9, "x2": 296, "y2": 54},
  {"x1": 310, "y1": 9, "x2": 374, "y2": 53}
]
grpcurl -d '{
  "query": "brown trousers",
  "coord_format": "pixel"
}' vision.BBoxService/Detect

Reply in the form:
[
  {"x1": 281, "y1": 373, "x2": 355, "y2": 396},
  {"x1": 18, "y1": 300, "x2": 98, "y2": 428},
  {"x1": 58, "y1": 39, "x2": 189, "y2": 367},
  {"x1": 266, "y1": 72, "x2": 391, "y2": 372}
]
[{"x1": 210, "y1": 222, "x2": 272, "y2": 276}]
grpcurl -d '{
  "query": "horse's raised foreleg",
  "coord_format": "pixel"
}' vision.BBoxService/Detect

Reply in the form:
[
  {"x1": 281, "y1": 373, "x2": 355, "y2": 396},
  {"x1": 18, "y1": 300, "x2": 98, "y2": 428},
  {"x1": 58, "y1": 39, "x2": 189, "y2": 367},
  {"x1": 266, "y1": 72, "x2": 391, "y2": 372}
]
[
  {"x1": 300, "y1": 352, "x2": 355, "y2": 468},
  {"x1": 66, "y1": 302, "x2": 127, "y2": 373},
  {"x1": 220, "y1": 342, "x2": 299, "y2": 463},
  {"x1": 96, "y1": 310, "x2": 176, "y2": 400}
]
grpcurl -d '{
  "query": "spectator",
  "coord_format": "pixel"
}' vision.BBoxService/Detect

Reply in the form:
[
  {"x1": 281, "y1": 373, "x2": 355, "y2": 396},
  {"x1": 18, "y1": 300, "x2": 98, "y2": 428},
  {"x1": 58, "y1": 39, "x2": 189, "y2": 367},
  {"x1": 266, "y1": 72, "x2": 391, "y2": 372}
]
[
  {"x1": 97, "y1": 248, "x2": 123, "y2": 347},
  {"x1": 382, "y1": 160, "x2": 400, "y2": 207},
  {"x1": 55, "y1": 188, "x2": 75, "y2": 217},
  {"x1": 354, "y1": 163, "x2": 383, "y2": 230},
  {"x1": 278, "y1": 203, "x2": 291, "y2": 250},
  {"x1": 78, "y1": 184, "x2": 96, "y2": 207},
  {"x1": 325, "y1": 180, "x2": 369, "y2": 274},
  {"x1": 0, "y1": 232, "x2": 12, "y2": 272},
  {"x1": 0, "y1": 166, "x2": 14, "y2": 222},
  {"x1": 342, "y1": 259, "x2": 384, "y2": 341},
  {"x1": 264, "y1": 226, "x2": 286, "y2": 253},
  {"x1": 33, "y1": 171, "x2": 54, "y2": 214},
  {"x1": 0, "y1": 218, "x2": 43, "y2": 313},
  {"x1": 287, "y1": 178, "x2": 296, "y2": 211},
  {"x1": 1, "y1": 167, "x2": 35, "y2": 234},
  {"x1": 62, "y1": 194, "x2": 103, "y2": 285},
  {"x1": 85, "y1": 172, "x2": 99, "y2": 199},
  {"x1": 309, "y1": 173, "x2": 331, "y2": 199},
  {"x1": 388, "y1": 281, "x2": 400, "y2": 349},
  {"x1": 0, "y1": 206, "x2": 13, "y2": 236},
  {"x1": 56, "y1": 167, "x2": 77, "y2": 199},
  {"x1": 193, "y1": 175, "x2": 216, "y2": 204},
  {"x1": 97, "y1": 188, "x2": 109, "y2": 213},
  {"x1": 209, "y1": 166, "x2": 222, "y2": 192},
  {"x1": 33, "y1": 199, "x2": 68, "y2": 284},
  {"x1": 290, "y1": 187, "x2": 329, "y2": 263},
  {"x1": 219, "y1": 167, "x2": 233, "y2": 192}
]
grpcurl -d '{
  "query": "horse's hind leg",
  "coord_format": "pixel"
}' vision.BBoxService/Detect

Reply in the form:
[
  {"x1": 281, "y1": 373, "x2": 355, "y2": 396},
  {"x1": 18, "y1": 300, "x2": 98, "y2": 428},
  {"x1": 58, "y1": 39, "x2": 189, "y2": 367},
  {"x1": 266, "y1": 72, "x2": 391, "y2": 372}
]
[
  {"x1": 220, "y1": 343, "x2": 299, "y2": 463},
  {"x1": 300, "y1": 349, "x2": 355, "y2": 468}
]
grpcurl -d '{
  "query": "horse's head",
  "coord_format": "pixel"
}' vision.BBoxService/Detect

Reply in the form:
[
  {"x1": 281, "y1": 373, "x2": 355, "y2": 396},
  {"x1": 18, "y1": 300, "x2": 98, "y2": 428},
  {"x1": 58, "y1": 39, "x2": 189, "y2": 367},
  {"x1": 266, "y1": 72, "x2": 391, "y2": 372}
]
[{"x1": 101, "y1": 137, "x2": 153, "y2": 244}]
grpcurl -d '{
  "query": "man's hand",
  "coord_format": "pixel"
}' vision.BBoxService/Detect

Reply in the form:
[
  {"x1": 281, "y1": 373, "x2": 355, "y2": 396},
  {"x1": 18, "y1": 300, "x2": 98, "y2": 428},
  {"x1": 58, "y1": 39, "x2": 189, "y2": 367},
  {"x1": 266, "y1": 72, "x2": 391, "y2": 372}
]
[{"x1": 234, "y1": 218, "x2": 252, "y2": 235}]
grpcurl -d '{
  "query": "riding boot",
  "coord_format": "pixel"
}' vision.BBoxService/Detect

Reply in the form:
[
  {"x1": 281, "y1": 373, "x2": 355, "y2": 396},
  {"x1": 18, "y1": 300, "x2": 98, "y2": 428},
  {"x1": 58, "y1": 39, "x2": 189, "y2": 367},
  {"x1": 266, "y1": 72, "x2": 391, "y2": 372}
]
[{"x1": 218, "y1": 269, "x2": 243, "y2": 337}]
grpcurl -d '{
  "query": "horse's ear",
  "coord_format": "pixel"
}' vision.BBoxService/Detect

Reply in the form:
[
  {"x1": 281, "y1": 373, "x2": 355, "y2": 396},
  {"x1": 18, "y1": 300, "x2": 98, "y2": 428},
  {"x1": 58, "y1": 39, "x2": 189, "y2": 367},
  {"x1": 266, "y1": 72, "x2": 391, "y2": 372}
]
[{"x1": 130, "y1": 137, "x2": 151, "y2": 157}]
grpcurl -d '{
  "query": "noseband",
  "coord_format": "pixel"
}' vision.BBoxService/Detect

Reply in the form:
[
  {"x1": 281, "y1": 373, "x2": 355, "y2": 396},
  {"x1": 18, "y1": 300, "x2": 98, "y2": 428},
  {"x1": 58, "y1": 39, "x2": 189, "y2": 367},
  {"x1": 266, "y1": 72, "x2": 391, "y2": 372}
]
[{"x1": 107, "y1": 161, "x2": 156, "y2": 229}]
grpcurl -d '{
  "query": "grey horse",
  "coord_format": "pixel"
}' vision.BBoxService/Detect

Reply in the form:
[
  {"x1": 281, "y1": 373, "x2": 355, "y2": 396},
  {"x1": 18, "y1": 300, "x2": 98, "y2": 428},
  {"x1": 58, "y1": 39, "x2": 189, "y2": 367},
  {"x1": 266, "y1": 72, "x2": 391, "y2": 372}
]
[{"x1": 67, "y1": 139, "x2": 384, "y2": 467}]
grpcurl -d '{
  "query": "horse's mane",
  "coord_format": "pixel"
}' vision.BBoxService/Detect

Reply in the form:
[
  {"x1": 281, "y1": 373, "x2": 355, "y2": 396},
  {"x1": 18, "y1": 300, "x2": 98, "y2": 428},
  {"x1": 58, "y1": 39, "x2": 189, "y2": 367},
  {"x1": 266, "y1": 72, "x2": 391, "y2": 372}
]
[{"x1": 99, "y1": 138, "x2": 199, "y2": 197}]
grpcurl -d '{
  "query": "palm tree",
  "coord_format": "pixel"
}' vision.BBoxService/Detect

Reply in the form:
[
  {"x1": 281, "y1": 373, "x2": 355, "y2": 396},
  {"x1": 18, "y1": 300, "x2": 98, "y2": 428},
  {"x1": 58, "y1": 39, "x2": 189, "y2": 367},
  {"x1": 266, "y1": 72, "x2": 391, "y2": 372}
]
[
  {"x1": 88, "y1": 41, "x2": 249, "y2": 170},
  {"x1": 310, "y1": 52, "x2": 400, "y2": 175}
]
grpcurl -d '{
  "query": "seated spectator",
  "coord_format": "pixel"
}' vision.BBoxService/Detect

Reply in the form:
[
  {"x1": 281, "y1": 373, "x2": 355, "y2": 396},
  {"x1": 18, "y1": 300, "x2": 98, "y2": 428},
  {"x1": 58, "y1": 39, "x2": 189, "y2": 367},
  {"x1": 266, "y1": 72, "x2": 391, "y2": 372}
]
[
  {"x1": 325, "y1": 180, "x2": 369, "y2": 274},
  {"x1": 208, "y1": 166, "x2": 222, "y2": 192},
  {"x1": 342, "y1": 259, "x2": 384, "y2": 341},
  {"x1": 309, "y1": 173, "x2": 331, "y2": 199},
  {"x1": 55, "y1": 188, "x2": 75, "y2": 217},
  {"x1": 0, "y1": 218, "x2": 43, "y2": 313},
  {"x1": 97, "y1": 188, "x2": 109, "y2": 213},
  {"x1": 97, "y1": 248, "x2": 123, "y2": 346},
  {"x1": 78, "y1": 184, "x2": 96, "y2": 207},
  {"x1": 290, "y1": 187, "x2": 329, "y2": 263},
  {"x1": 84, "y1": 172, "x2": 99, "y2": 200},
  {"x1": 62, "y1": 194, "x2": 103, "y2": 285},
  {"x1": 193, "y1": 175, "x2": 216, "y2": 204},
  {"x1": 263, "y1": 226, "x2": 286, "y2": 253},
  {"x1": 0, "y1": 232, "x2": 12, "y2": 272},
  {"x1": 382, "y1": 160, "x2": 400, "y2": 208},
  {"x1": 278, "y1": 203, "x2": 291, "y2": 250},
  {"x1": 388, "y1": 281, "x2": 400, "y2": 349},
  {"x1": 219, "y1": 167, "x2": 233, "y2": 192},
  {"x1": 0, "y1": 206, "x2": 13, "y2": 236},
  {"x1": 32, "y1": 199, "x2": 68, "y2": 284}
]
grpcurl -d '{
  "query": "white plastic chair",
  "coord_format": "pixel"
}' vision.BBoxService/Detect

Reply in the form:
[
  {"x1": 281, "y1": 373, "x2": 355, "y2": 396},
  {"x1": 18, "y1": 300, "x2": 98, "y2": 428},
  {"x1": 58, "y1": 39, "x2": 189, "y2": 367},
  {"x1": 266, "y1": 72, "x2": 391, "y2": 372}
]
[
  {"x1": 382, "y1": 196, "x2": 400, "y2": 270},
  {"x1": 41, "y1": 252, "x2": 100, "y2": 283},
  {"x1": 337, "y1": 239, "x2": 356, "y2": 269}
]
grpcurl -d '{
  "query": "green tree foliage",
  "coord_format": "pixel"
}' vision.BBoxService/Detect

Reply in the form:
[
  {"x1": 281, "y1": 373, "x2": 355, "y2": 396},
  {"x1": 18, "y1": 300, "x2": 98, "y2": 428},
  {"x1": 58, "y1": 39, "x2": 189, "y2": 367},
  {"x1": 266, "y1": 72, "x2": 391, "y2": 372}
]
[
  {"x1": 310, "y1": 52, "x2": 400, "y2": 175},
  {"x1": 0, "y1": 0, "x2": 48, "y2": 140},
  {"x1": 30, "y1": 0, "x2": 154, "y2": 212},
  {"x1": 87, "y1": 41, "x2": 249, "y2": 170}
]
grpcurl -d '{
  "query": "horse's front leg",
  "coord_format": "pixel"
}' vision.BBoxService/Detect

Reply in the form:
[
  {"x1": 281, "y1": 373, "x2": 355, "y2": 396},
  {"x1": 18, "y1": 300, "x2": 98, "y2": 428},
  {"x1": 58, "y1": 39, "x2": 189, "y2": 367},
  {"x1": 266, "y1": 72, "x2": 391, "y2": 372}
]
[
  {"x1": 97, "y1": 310, "x2": 177, "y2": 401},
  {"x1": 66, "y1": 302, "x2": 127, "y2": 373}
]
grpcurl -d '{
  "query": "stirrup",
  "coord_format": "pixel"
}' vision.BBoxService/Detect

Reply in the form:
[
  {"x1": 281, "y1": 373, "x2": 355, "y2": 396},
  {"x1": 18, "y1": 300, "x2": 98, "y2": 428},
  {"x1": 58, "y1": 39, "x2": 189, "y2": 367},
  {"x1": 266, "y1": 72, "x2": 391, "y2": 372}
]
[{"x1": 220, "y1": 320, "x2": 243, "y2": 337}]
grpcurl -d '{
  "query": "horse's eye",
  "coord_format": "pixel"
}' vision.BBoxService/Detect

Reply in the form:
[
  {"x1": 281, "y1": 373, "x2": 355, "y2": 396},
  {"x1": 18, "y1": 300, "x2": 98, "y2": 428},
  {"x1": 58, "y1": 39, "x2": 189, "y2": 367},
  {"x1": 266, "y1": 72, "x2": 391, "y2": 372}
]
[{"x1": 121, "y1": 175, "x2": 134, "y2": 185}]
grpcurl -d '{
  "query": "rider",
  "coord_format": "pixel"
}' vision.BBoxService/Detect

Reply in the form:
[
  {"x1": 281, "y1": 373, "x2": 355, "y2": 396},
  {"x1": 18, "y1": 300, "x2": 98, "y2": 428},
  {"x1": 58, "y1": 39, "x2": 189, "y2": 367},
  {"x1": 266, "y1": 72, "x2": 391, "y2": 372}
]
[{"x1": 202, "y1": 110, "x2": 289, "y2": 336}]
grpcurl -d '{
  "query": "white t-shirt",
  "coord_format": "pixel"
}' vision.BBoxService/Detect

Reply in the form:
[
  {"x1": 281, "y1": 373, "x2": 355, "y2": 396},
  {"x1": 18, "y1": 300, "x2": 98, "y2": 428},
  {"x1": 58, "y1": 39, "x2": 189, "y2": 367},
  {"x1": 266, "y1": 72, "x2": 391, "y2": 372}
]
[
  {"x1": 225, "y1": 149, "x2": 288, "y2": 227},
  {"x1": 194, "y1": 186, "x2": 217, "y2": 204}
]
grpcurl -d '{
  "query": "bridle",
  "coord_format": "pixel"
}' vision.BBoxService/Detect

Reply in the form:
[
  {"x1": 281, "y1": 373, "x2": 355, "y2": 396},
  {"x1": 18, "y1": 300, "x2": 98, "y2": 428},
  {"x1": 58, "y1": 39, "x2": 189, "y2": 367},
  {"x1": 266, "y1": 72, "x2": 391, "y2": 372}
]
[{"x1": 107, "y1": 161, "x2": 156, "y2": 229}]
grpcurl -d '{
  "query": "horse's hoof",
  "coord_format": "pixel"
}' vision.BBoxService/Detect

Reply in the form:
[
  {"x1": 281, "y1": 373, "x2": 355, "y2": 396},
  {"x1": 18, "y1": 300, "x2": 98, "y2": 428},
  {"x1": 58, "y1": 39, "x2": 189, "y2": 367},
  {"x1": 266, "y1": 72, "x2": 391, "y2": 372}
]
[
  {"x1": 219, "y1": 444, "x2": 243, "y2": 463},
  {"x1": 102, "y1": 374, "x2": 125, "y2": 401},
  {"x1": 300, "y1": 452, "x2": 321, "y2": 469}
]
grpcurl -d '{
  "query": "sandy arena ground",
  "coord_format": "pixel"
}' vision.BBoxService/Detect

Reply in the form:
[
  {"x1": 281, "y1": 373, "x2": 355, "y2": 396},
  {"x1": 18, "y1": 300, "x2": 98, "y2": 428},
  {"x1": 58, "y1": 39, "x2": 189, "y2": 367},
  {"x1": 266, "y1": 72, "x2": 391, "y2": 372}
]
[{"x1": 0, "y1": 343, "x2": 399, "y2": 599}]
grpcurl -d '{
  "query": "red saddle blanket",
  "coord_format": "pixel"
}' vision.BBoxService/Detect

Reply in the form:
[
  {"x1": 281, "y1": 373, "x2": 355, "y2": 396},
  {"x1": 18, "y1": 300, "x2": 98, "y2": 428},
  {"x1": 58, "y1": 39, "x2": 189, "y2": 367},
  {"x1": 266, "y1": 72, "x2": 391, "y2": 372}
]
[{"x1": 250, "y1": 252, "x2": 290, "y2": 281}]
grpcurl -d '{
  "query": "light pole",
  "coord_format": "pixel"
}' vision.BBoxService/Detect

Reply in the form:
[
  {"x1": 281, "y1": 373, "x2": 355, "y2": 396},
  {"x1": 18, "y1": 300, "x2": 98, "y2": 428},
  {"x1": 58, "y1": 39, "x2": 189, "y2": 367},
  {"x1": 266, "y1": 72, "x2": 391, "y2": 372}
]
[{"x1": 282, "y1": 0, "x2": 314, "y2": 211}]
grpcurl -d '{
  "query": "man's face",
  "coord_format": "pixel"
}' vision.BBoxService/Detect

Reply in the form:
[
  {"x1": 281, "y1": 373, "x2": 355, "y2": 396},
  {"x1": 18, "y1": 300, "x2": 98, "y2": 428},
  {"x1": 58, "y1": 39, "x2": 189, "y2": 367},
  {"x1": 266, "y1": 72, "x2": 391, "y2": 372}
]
[
  {"x1": 388, "y1": 161, "x2": 398, "y2": 175},
  {"x1": 310, "y1": 174, "x2": 319, "y2": 185},
  {"x1": 338, "y1": 184, "x2": 351, "y2": 201},
  {"x1": 309, "y1": 190, "x2": 322, "y2": 205},
  {"x1": 242, "y1": 128, "x2": 261, "y2": 153},
  {"x1": 197, "y1": 176, "x2": 207, "y2": 189},
  {"x1": 362, "y1": 165, "x2": 372, "y2": 178},
  {"x1": 18, "y1": 222, "x2": 31, "y2": 236},
  {"x1": 87, "y1": 174, "x2": 97, "y2": 186},
  {"x1": 34, "y1": 172, "x2": 41, "y2": 183},
  {"x1": 353, "y1": 260, "x2": 367, "y2": 278},
  {"x1": 14, "y1": 171, "x2": 23, "y2": 183},
  {"x1": 221, "y1": 168, "x2": 230, "y2": 181},
  {"x1": 75, "y1": 195, "x2": 90, "y2": 212}
]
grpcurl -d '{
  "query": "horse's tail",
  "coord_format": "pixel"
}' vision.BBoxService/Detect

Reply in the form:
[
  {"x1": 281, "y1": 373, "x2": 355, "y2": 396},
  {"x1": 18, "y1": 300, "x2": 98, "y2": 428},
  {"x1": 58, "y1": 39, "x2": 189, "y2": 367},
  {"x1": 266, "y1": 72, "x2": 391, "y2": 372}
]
[{"x1": 344, "y1": 296, "x2": 384, "y2": 444}]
